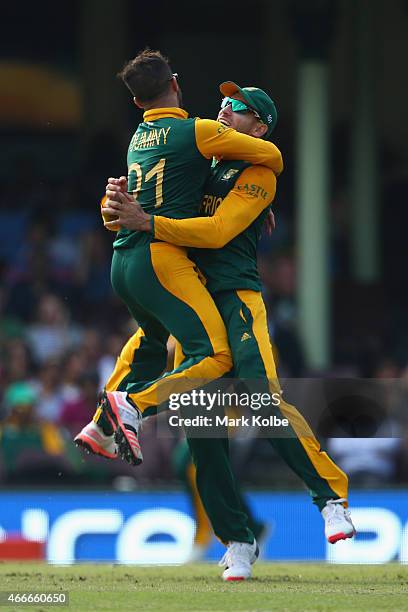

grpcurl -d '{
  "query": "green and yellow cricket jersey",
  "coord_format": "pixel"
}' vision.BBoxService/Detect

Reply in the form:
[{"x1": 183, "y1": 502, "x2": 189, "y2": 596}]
[
  {"x1": 107, "y1": 107, "x2": 282, "y2": 249},
  {"x1": 151, "y1": 160, "x2": 278, "y2": 293},
  {"x1": 192, "y1": 160, "x2": 272, "y2": 292}
]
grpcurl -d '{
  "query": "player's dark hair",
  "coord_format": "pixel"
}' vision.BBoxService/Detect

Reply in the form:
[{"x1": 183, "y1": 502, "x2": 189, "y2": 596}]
[{"x1": 118, "y1": 48, "x2": 174, "y2": 103}]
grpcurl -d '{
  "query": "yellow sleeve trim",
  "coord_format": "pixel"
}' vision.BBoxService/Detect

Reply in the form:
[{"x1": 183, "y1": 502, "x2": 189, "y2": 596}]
[
  {"x1": 154, "y1": 165, "x2": 276, "y2": 248},
  {"x1": 195, "y1": 119, "x2": 283, "y2": 175}
]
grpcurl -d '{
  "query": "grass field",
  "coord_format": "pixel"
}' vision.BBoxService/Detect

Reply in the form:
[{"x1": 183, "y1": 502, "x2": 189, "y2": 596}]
[{"x1": 0, "y1": 563, "x2": 407, "y2": 611}]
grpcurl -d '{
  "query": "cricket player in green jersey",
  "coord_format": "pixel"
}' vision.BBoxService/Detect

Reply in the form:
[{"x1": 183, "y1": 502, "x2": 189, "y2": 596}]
[
  {"x1": 76, "y1": 49, "x2": 283, "y2": 471},
  {"x1": 101, "y1": 81, "x2": 356, "y2": 578}
]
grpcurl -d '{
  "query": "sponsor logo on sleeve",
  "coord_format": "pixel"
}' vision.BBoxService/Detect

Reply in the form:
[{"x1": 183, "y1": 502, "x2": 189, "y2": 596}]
[{"x1": 237, "y1": 183, "x2": 269, "y2": 199}]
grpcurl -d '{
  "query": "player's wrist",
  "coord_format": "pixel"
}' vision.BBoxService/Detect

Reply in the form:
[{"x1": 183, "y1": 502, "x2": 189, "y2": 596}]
[{"x1": 144, "y1": 214, "x2": 153, "y2": 233}]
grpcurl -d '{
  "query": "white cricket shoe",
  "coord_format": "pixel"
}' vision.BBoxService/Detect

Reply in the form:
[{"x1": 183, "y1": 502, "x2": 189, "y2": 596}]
[
  {"x1": 322, "y1": 498, "x2": 356, "y2": 544},
  {"x1": 218, "y1": 540, "x2": 259, "y2": 581},
  {"x1": 74, "y1": 420, "x2": 117, "y2": 459},
  {"x1": 102, "y1": 391, "x2": 143, "y2": 466}
]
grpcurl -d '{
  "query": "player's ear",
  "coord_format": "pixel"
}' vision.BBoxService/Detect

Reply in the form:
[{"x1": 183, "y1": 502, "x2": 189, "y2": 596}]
[
  {"x1": 252, "y1": 122, "x2": 268, "y2": 139},
  {"x1": 133, "y1": 97, "x2": 144, "y2": 109},
  {"x1": 170, "y1": 76, "x2": 179, "y2": 93}
]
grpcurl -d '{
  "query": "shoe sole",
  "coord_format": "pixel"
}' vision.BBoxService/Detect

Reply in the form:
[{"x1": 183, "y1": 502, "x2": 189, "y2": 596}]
[
  {"x1": 221, "y1": 541, "x2": 257, "y2": 580},
  {"x1": 328, "y1": 529, "x2": 356, "y2": 544},
  {"x1": 74, "y1": 434, "x2": 117, "y2": 460},
  {"x1": 104, "y1": 392, "x2": 143, "y2": 466}
]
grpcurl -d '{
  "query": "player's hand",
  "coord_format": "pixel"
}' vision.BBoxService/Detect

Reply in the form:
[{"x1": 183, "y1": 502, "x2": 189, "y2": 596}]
[
  {"x1": 104, "y1": 192, "x2": 152, "y2": 232},
  {"x1": 105, "y1": 176, "x2": 128, "y2": 202},
  {"x1": 264, "y1": 210, "x2": 276, "y2": 236}
]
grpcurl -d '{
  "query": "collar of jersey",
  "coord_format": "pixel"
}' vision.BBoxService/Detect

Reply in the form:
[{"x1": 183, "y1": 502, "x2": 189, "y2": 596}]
[{"x1": 143, "y1": 107, "x2": 189, "y2": 122}]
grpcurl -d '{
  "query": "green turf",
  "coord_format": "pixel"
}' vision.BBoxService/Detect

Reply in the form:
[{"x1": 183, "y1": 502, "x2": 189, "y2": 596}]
[{"x1": 0, "y1": 563, "x2": 407, "y2": 611}]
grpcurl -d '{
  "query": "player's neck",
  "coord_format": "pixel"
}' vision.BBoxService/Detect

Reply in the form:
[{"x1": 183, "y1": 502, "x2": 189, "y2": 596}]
[{"x1": 143, "y1": 94, "x2": 180, "y2": 111}]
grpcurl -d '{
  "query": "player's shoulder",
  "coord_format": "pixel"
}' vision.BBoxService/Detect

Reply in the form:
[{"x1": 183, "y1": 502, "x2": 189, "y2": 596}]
[
  {"x1": 233, "y1": 164, "x2": 277, "y2": 205},
  {"x1": 234, "y1": 165, "x2": 276, "y2": 204},
  {"x1": 195, "y1": 118, "x2": 230, "y2": 135},
  {"x1": 238, "y1": 164, "x2": 277, "y2": 188}
]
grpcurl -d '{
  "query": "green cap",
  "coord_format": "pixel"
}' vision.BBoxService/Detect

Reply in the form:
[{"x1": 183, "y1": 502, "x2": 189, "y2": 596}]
[
  {"x1": 4, "y1": 382, "x2": 37, "y2": 408},
  {"x1": 219, "y1": 81, "x2": 278, "y2": 139}
]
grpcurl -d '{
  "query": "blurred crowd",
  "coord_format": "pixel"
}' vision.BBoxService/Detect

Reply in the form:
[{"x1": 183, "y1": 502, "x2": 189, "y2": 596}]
[{"x1": 0, "y1": 149, "x2": 407, "y2": 490}]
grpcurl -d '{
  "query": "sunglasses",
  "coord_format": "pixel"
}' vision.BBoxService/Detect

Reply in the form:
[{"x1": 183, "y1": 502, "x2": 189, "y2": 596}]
[{"x1": 221, "y1": 97, "x2": 262, "y2": 121}]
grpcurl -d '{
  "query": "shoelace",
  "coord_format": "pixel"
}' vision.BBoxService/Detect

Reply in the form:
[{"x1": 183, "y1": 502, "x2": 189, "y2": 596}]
[
  {"x1": 218, "y1": 551, "x2": 229, "y2": 568},
  {"x1": 218, "y1": 543, "x2": 252, "y2": 568},
  {"x1": 325, "y1": 498, "x2": 352, "y2": 524},
  {"x1": 121, "y1": 398, "x2": 143, "y2": 432}
]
